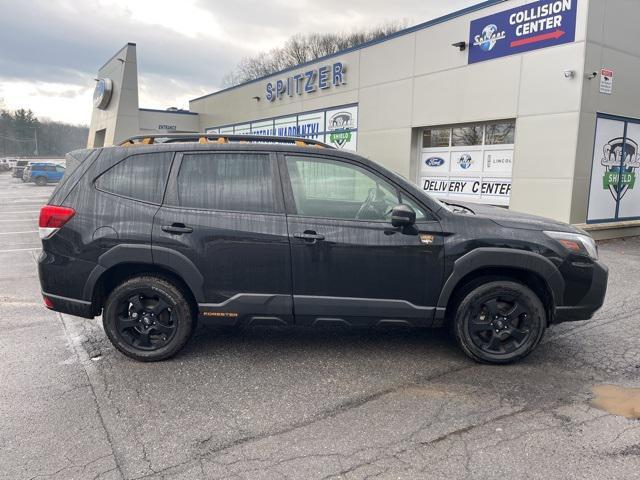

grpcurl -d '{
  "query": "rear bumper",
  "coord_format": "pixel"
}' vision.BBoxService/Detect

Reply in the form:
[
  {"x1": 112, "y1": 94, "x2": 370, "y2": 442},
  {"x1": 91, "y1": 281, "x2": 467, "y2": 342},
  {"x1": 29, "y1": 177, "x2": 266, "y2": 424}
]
[
  {"x1": 553, "y1": 260, "x2": 609, "y2": 323},
  {"x1": 38, "y1": 249, "x2": 97, "y2": 319},
  {"x1": 41, "y1": 291, "x2": 95, "y2": 318}
]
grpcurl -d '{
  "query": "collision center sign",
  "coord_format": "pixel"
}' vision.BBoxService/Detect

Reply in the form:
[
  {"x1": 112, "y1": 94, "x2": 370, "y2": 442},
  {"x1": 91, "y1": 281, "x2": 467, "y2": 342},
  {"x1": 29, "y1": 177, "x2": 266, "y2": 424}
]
[{"x1": 468, "y1": 0, "x2": 577, "y2": 64}]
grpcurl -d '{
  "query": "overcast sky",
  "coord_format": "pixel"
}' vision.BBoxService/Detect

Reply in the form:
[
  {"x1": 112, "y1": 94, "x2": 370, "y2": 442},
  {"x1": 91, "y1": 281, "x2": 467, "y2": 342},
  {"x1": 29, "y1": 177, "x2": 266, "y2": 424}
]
[{"x1": 0, "y1": 0, "x2": 479, "y2": 125}]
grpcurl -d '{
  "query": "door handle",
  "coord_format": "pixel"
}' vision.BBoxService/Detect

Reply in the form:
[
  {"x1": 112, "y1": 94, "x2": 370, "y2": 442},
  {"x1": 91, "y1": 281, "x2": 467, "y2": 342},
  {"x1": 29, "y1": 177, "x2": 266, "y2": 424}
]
[
  {"x1": 293, "y1": 231, "x2": 325, "y2": 243},
  {"x1": 161, "y1": 223, "x2": 193, "y2": 234}
]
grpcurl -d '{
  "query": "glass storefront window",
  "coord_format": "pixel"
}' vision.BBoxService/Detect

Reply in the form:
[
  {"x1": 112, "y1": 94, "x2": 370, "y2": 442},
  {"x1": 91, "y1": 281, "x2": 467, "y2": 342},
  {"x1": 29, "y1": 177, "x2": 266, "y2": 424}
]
[
  {"x1": 423, "y1": 128, "x2": 450, "y2": 148},
  {"x1": 420, "y1": 120, "x2": 516, "y2": 207},
  {"x1": 452, "y1": 124, "x2": 483, "y2": 146},
  {"x1": 485, "y1": 121, "x2": 515, "y2": 145}
]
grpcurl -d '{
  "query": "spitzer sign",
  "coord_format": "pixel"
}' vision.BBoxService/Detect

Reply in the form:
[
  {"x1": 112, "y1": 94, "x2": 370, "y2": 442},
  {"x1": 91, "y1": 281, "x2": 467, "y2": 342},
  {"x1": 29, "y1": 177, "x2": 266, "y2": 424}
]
[{"x1": 468, "y1": 0, "x2": 577, "y2": 64}]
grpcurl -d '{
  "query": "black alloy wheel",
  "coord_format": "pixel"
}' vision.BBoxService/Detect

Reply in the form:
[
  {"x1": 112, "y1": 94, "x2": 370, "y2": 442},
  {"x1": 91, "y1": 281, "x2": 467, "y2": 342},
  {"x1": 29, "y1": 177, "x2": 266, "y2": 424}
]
[
  {"x1": 116, "y1": 290, "x2": 176, "y2": 351},
  {"x1": 453, "y1": 280, "x2": 546, "y2": 364},
  {"x1": 468, "y1": 294, "x2": 532, "y2": 355},
  {"x1": 103, "y1": 275, "x2": 195, "y2": 361}
]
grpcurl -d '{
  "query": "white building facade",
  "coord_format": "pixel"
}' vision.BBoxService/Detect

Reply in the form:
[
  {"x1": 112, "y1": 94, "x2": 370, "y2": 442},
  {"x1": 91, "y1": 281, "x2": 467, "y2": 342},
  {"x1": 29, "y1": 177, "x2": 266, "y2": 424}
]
[{"x1": 89, "y1": 0, "x2": 640, "y2": 238}]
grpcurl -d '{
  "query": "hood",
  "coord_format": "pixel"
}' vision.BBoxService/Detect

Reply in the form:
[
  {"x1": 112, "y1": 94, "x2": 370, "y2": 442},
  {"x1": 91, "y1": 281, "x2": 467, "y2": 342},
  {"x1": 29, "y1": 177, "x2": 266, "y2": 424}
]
[{"x1": 445, "y1": 201, "x2": 583, "y2": 233}]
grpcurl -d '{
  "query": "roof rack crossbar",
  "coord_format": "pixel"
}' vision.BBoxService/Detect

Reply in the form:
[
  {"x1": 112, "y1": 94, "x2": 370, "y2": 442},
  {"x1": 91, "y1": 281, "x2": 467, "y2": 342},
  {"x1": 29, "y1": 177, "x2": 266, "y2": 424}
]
[{"x1": 117, "y1": 133, "x2": 333, "y2": 148}]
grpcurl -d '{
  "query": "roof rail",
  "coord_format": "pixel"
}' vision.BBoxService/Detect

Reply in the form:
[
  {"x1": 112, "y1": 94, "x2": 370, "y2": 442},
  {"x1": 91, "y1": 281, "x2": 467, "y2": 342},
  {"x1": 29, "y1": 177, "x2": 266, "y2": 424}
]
[{"x1": 118, "y1": 133, "x2": 334, "y2": 148}]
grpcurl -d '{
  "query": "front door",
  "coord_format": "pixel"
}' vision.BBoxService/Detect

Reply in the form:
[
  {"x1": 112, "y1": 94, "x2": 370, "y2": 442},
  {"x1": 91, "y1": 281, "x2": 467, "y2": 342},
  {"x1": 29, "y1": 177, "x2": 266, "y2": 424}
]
[
  {"x1": 152, "y1": 150, "x2": 293, "y2": 326},
  {"x1": 281, "y1": 154, "x2": 444, "y2": 327}
]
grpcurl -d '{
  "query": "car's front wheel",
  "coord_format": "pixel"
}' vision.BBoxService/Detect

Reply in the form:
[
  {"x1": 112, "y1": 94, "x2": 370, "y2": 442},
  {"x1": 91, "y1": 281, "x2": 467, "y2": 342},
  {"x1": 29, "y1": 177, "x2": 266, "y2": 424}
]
[
  {"x1": 453, "y1": 281, "x2": 546, "y2": 364},
  {"x1": 103, "y1": 275, "x2": 195, "y2": 361}
]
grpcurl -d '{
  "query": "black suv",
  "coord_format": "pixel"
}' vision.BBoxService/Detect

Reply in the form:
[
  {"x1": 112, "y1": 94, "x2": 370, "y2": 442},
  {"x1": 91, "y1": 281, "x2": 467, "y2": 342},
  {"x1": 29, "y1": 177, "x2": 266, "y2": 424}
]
[{"x1": 38, "y1": 134, "x2": 608, "y2": 364}]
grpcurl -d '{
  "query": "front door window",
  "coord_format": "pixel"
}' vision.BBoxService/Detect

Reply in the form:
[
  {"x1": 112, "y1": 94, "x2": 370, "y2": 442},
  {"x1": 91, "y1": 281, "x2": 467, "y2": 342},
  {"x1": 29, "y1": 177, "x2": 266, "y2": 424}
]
[{"x1": 286, "y1": 156, "x2": 425, "y2": 220}]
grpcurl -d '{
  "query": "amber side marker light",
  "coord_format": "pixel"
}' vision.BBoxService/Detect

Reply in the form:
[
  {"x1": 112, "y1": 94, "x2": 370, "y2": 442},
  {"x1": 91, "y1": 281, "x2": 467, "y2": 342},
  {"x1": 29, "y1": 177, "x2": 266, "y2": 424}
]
[
  {"x1": 558, "y1": 239, "x2": 582, "y2": 252},
  {"x1": 543, "y1": 231, "x2": 598, "y2": 259},
  {"x1": 39, "y1": 205, "x2": 76, "y2": 240}
]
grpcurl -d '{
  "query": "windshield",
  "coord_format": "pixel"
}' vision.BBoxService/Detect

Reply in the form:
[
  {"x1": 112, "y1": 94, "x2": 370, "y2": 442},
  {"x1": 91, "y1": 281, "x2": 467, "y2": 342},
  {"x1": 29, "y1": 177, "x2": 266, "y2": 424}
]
[{"x1": 413, "y1": 187, "x2": 452, "y2": 212}]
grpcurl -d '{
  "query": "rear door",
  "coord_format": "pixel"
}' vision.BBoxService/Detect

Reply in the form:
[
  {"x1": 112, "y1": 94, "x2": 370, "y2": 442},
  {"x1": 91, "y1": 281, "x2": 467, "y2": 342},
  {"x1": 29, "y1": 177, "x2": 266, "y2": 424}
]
[
  {"x1": 152, "y1": 150, "x2": 293, "y2": 326},
  {"x1": 280, "y1": 153, "x2": 444, "y2": 327}
]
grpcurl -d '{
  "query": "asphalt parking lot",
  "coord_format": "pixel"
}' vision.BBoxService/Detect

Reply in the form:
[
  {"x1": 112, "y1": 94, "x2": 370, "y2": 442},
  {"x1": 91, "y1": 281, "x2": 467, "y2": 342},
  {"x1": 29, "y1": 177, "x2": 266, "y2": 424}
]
[{"x1": 1, "y1": 170, "x2": 639, "y2": 480}]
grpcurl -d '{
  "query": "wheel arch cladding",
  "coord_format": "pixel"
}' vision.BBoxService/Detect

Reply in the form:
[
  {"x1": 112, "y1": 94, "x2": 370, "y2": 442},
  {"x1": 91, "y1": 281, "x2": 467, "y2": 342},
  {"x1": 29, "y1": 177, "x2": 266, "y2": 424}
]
[
  {"x1": 85, "y1": 244, "x2": 204, "y2": 313},
  {"x1": 438, "y1": 248, "x2": 564, "y2": 311}
]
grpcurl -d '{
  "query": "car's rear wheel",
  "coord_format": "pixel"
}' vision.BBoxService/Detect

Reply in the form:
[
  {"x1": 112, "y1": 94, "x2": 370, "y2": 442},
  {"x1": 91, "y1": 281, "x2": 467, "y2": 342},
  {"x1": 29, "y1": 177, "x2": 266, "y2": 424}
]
[
  {"x1": 453, "y1": 281, "x2": 546, "y2": 364},
  {"x1": 103, "y1": 275, "x2": 195, "y2": 361},
  {"x1": 35, "y1": 176, "x2": 47, "y2": 186}
]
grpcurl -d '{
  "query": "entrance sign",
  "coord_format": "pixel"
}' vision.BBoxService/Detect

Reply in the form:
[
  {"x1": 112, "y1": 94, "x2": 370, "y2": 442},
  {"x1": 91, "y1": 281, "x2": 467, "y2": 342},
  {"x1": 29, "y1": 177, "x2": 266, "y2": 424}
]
[{"x1": 468, "y1": 0, "x2": 577, "y2": 64}]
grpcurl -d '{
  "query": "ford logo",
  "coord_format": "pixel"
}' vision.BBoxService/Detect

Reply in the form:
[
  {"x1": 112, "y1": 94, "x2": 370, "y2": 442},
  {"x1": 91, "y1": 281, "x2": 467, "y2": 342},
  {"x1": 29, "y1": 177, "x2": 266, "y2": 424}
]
[{"x1": 425, "y1": 157, "x2": 445, "y2": 167}]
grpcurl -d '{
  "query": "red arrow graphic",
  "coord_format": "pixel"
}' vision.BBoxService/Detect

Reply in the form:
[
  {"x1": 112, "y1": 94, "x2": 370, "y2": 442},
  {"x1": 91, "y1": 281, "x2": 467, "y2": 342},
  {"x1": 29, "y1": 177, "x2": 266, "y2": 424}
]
[{"x1": 510, "y1": 29, "x2": 565, "y2": 48}]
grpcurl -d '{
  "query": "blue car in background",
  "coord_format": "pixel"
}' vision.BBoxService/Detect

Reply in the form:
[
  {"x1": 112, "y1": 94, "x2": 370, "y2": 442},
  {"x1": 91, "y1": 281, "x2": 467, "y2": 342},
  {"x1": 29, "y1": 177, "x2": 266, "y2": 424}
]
[{"x1": 24, "y1": 163, "x2": 65, "y2": 186}]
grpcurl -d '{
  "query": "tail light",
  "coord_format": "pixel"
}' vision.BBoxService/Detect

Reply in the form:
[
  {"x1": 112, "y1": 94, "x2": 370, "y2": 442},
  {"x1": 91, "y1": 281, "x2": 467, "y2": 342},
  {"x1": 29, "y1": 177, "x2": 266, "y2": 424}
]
[
  {"x1": 39, "y1": 205, "x2": 75, "y2": 239},
  {"x1": 43, "y1": 296, "x2": 54, "y2": 309}
]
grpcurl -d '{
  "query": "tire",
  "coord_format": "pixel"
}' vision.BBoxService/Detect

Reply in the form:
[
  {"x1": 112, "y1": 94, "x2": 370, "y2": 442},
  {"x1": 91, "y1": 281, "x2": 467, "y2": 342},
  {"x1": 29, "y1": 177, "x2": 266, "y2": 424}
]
[
  {"x1": 103, "y1": 275, "x2": 195, "y2": 361},
  {"x1": 453, "y1": 280, "x2": 546, "y2": 364},
  {"x1": 35, "y1": 176, "x2": 47, "y2": 186}
]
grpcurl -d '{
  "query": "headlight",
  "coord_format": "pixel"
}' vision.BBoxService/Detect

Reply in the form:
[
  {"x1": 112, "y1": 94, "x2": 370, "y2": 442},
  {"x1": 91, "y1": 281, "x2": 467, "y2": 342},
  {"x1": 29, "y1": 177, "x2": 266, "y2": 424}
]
[{"x1": 544, "y1": 231, "x2": 598, "y2": 259}]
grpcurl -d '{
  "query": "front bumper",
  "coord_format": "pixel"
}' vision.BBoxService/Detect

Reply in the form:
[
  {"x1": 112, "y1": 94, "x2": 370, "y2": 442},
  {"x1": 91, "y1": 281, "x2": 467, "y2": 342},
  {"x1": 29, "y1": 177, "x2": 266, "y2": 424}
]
[{"x1": 553, "y1": 260, "x2": 609, "y2": 323}]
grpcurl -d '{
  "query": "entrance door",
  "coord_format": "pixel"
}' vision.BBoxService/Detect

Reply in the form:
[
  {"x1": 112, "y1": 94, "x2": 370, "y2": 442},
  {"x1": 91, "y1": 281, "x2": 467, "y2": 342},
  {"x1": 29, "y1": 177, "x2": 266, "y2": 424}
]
[{"x1": 281, "y1": 154, "x2": 444, "y2": 327}]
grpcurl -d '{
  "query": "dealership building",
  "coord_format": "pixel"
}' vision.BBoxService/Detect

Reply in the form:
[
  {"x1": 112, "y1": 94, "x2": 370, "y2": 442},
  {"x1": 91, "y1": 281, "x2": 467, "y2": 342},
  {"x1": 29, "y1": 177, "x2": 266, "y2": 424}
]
[{"x1": 88, "y1": 0, "x2": 640, "y2": 238}]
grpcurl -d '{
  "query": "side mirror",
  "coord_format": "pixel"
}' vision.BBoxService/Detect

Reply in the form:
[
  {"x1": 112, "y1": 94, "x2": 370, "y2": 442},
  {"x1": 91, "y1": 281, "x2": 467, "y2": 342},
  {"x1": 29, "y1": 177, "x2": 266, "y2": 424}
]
[{"x1": 391, "y1": 204, "x2": 416, "y2": 227}]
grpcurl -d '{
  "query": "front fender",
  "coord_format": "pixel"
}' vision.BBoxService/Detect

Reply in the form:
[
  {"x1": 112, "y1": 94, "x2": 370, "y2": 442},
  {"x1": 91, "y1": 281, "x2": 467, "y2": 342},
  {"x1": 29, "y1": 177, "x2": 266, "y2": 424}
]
[{"x1": 436, "y1": 247, "x2": 564, "y2": 313}]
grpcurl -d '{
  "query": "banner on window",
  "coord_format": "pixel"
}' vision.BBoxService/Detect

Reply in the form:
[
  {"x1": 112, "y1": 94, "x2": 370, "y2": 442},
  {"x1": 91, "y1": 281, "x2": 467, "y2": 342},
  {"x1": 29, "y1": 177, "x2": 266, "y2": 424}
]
[
  {"x1": 206, "y1": 104, "x2": 358, "y2": 151},
  {"x1": 587, "y1": 115, "x2": 640, "y2": 222}
]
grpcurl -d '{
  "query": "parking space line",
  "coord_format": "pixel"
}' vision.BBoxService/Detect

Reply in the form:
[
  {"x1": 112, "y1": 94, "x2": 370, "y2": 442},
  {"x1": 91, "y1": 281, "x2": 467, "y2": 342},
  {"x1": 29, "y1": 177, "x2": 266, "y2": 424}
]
[
  {"x1": 4, "y1": 206, "x2": 46, "y2": 209},
  {"x1": 0, "y1": 247, "x2": 41, "y2": 253},
  {"x1": 0, "y1": 231, "x2": 38, "y2": 235},
  {"x1": 0, "y1": 209, "x2": 40, "y2": 215}
]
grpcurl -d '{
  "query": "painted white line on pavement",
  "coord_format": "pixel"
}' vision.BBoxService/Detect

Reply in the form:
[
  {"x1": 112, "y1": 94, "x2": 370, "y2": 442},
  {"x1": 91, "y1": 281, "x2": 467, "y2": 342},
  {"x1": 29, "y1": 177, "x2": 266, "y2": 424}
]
[
  {"x1": 0, "y1": 231, "x2": 38, "y2": 235},
  {"x1": 0, "y1": 210, "x2": 40, "y2": 214},
  {"x1": 0, "y1": 247, "x2": 41, "y2": 253}
]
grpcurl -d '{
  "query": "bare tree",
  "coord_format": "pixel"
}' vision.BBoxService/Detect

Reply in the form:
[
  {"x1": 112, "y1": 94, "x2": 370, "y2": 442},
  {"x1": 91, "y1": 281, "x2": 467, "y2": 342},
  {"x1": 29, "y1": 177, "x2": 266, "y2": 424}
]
[{"x1": 222, "y1": 21, "x2": 409, "y2": 87}]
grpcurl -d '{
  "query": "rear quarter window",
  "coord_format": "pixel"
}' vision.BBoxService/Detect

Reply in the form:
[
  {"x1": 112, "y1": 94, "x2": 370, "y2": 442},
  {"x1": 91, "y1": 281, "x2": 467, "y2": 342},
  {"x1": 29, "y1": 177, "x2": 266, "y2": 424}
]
[
  {"x1": 95, "y1": 152, "x2": 174, "y2": 204},
  {"x1": 49, "y1": 150, "x2": 98, "y2": 206}
]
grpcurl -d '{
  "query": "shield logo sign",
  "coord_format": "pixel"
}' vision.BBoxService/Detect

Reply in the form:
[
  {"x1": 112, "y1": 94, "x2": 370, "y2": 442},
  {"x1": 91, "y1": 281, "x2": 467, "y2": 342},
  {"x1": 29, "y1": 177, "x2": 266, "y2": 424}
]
[
  {"x1": 601, "y1": 137, "x2": 640, "y2": 200},
  {"x1": 328, "y1": 112, "x2": 354, "y2": 148}
]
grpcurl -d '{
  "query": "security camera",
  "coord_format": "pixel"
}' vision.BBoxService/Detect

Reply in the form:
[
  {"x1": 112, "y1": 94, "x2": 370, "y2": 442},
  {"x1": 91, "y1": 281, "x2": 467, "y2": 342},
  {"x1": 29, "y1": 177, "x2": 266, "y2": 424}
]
[{"x1": 586, "y1": 71, "x2": 598, "y2": 80}]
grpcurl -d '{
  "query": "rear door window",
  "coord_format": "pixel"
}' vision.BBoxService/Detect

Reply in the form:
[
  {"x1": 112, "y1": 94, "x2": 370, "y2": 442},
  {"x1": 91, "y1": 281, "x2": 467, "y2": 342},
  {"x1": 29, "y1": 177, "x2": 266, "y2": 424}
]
[
  {"x1": 95, "y1": 152, "x2": 173, "y2": 204},
  {"x1": 176, "y1": 152, "x2": 276, "y2": 213}
]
